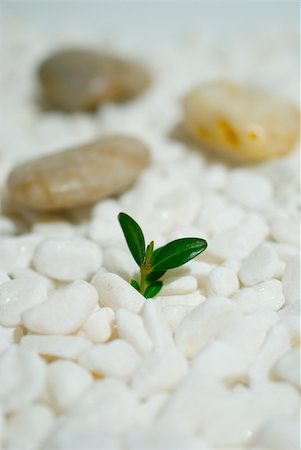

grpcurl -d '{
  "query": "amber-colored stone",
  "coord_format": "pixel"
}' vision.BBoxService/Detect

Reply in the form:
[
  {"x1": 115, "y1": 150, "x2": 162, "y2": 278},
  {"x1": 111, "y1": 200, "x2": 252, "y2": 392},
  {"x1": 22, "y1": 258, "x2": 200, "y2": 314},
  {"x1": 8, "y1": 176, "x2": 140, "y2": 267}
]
[
  {"x1": 38, "y1": 49, "x2": 151, "y2": 111},
  {"x1": 7, "y1": 136, "x2": 150, "y2": 211},
  {"x1": 182, "y1": 81, "x2": 300, "y2": 162}
]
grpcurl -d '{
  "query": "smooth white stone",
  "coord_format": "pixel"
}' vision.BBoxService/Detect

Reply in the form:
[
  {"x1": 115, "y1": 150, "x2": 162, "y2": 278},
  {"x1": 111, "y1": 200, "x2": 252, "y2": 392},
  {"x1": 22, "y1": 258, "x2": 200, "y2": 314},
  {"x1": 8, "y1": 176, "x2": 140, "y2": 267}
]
[
  {"x1": 274, "y1": 260, "x2": 286, "y2": 278},
  {"x1": 168, "y1": 224, "x2": 209, "y2": 243},
  {"x1": 282, "y1": 254, "x2": 301, "y2": 305},
  {"x1": 33, "y1": 237, "x2": 102, "y2": 281},
  {"x1": 207, "y1": 266, "x2": 239, "y2": 297},
  {"x1": 43, "y1": 419, "x2": 120, "y2": 450},
  {"x1": 253, "y1": 279, "x2": 285, "y2": 310},
  {"x1": 160, "y1": 304, "x2": 199, "y2": 332},
  {"x1": 79, "y1": 339, "x2": 141, "y2": 380},
  {"x1": 92, "y1": 198, "x2": 121, "y2": 219},
  {"x1": 279, "y1": 301, "x2": 300, "y2": 348},
  {"x1": 103, "y1": 247, "x2": 138, "y2": 280},
  {"x1": 196, "y1": 201, "x2": 245, "y2": 236},
  {"x1": 175, "y1": 297, "x2": 241, "y2": 359},
  {"x1": 11, "y1": 268, "x2": 54, "y2": 291},
  {"x1": 131, "y1": 348, "x2": 188, "y2": 399},
  {"x1": 0, "y1": 279, "x2": 47, "y2": 327},
  {"x1": 222, "y1": 259, "x2": 241, "y2": 274},
  {"x1": 5, "y1": 404, "x2": 54, "y2": 450},
  {"x1": 239, "y1": 243, "x2": 279, "y2": 286},
  {"x1": 116, "y1": 309, "x2": 152, "y2": 355},
  {"x1": 249, "y1": 324, "x2": 290, "y2": 381},
  {"x1": 209, "y1": 213, "x2": 269, "y2": 260},
  {"x1": 201, "y1": 163, "x2": 228, "y2": 190},
  {"x1": 81, "y1": 307, "x2": 114, "y2": 343},
  {"x1": 226, "y1": 170, "x2": 273, "y2": 210},
  {"x1": 271, "y1": 217, "x2": 299, "y2": 246},
  {"x1": 220, "y1": 309, "x2": 279, "y2": 362},
  {"x1": 192, "y1": 340, "x2": 248, "y2": 380},
  {"x1": 32, "y1": 220, "x2": 78, "y2": 238},
  {"x1": 22, "y1": 280, "x2": 98, "y2": 335},
  {"x1": 250, "y1": 416, "x2": 300, "y2": 450},
  {"x1": 156, "y1": 292, "x2": 205, "y2": 309},
  {"x1": 159, "y1": 276, "x2": 197, "y2": 296},
  {"x1": 141, "y1": 301, "x2": 174, "y2": 351},
  {"x1": 0, "y1": 345, "x2": 46, "y2": 413},
  {"x1": 0, "y1": 326, "x2": 20, "y2": 354},
  {"x1": 0, "y1": 271, "x2": 10, "y2": 285},
  {"x1": 0, "y1": 216, "x2": 19, "y2": 234},
  {"x1": 136, "y1": 394, "x2": 170, "y2": 426},
  {"x1": 70, "y1": 378, "x2": 140, "y2": 434},
  {"x1": 88, "y1": 216, "x2": 124, "y2": 248},
  {"x1": 271, "y1": 349, "x2": 300, "y2": 390},
  {"x1": 21, "y1": 335, "x2": 91, "y2": 359},
  {"x1": 271, "y1": 242, "x2": 299, "y2": 262},
  {"x1": 125, "y1": 426, "x2": 210, "y2": 450},
  {"x1": 47, "y1": 360, "x2": 93, "y2": 412},
  {"x1": 232, "y1": 288, "x2": 260, "y2": 313},
  {"x1": 93, "y1": 272, "x2": 145, "y2": 313},
  {"x1": 0, "y1": 234, "x2": 42, "y2": 273}
]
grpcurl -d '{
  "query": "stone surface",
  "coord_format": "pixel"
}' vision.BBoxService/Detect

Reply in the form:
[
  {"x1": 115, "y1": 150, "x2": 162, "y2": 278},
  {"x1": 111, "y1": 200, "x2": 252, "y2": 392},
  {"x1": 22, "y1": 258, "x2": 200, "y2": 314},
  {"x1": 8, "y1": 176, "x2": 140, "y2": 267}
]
[
  {"x1": 22, "y1": 280, "x2": 98, "y2": 335},
  {"x1": 7, "y1": 135, "x2": 150, "y2": 211},
  {"x1": 239, "y1": 242, "x2": 279, "y2": 286},
  {"x1": 21, "y1": 335, "x2": 91, "y2": 359},
  {"x1": 182, "y1": 80, "x2": 300, "y2": 162},
  {"x1": 80, "y1": 307, "x2": 115, "y2": 344},
  {"x1": 38, "y1": 49, "x2": 151, "y2": 111}
]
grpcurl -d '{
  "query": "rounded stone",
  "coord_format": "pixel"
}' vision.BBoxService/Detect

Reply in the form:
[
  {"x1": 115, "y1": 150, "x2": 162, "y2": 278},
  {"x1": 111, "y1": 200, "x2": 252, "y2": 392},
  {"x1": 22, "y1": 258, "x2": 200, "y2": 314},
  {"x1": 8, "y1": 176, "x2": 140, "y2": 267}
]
[
  {"x1": 182, "y1": 81, "x2": 300, "y2": 162},
  {"x1": 7, "y1": 135, "x2": 150, "y2": 211},
  {"x1": 38, "y1": 49, "x2": 151, "y2": 111}
]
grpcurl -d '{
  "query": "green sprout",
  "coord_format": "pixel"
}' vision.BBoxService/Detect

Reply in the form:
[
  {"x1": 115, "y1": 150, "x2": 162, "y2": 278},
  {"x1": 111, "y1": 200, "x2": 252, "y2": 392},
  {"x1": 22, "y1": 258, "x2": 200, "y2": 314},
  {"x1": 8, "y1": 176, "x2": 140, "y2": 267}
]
[{"x1": 118, "y1": 212, "x2": 208, "y2": 299}]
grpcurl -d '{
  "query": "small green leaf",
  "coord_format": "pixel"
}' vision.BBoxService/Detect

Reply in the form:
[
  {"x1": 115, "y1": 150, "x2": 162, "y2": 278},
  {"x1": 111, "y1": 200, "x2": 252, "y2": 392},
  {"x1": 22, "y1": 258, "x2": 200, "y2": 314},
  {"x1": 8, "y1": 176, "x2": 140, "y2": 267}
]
[
  {"x1": 146, "y1": 270, "x2": 166, "y2": 283},
  {"x1": 144, "y1": 281, "x2": 163, "y2": 299},
  {"x1": 118, "y1": 212, "x2": 145, "y2": 267},
  {"x1": 130, "y1": 279, "x2": 140, "y2": 292},
  {"x1": 151, "y1": 238, "x2": 207, "y2": 271}
]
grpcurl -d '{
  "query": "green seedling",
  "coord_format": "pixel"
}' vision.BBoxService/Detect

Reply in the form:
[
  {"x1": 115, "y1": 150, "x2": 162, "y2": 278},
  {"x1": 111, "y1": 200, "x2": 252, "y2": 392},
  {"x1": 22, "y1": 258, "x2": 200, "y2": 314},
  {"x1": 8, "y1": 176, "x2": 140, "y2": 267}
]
[{"x1": 118, "y1": 212, "x2": 208, "y2": 299}]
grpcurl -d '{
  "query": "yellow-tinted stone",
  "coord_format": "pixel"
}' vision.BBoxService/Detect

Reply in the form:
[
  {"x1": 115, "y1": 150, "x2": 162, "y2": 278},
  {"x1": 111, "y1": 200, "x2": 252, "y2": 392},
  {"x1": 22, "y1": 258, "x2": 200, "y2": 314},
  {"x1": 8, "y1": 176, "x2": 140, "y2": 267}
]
[
  {"x1": 7, "y1": 136, "x2": 150, "y2": 211},
  {"x1": 182, "y1": 81, "x2": 300, "y2": 162},
  {"x1": 38, "y1": 49, "x2": 151, "y2": 111}
]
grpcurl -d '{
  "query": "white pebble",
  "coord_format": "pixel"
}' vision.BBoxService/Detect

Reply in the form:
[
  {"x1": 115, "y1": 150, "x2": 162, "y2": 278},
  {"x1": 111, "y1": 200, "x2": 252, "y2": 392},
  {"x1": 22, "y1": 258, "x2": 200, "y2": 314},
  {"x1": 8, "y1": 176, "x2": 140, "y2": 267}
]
[
  {"x1": 271, "y1": 217, "x2": 299, "y2": 246},
  {"x1": 136, "y1": 394, "x2": 170, "y2": 426},
  {"x1": 0, "y1": 279, "x2": 47, "y2": 327},
  {"x1": 160, "y1": 304, "x2": 197, "y2": 332},
  {"x1": 70, "y1": 378, "x2": 140, "y2": 434},
  {"x1": 33, "y1": 237, "x2": 102, "y2": 281},
  {"x1": 0, "y1": 271, "x2": 10, "y2": 285},
  {"x1": 232, "y1": 288, "x2": 260, "y2": 313},
  {"x1": 11, "y1": 268, "x2": 54, "y2": 291},
  {"x1": 159, "y1": 276, "x2": 197, "y2": 296},
  {"x1": 271, "y1": 242, "x2": 299, "y2": 262},
  {"x1": 93, "y1": 272, "x2": 145, "y2": 313},
  {"x1": 32, "y1": 220, "x2": 78, "y2": 238},
  {"x1": 116, "y1": 309, "x2": 152, "y2": 355},
  {"x1": 131, "y1": 348, "x2": 188, "y2": 399},
  {"x1": 175, "y1": 297, "x2": 241, "y2": 358},
  {"x1": 207, "y1": 266, "x2": 239, "y2": 297},
  {"x1": 47, "y1": 360, "x2": 93, "y2": 412},
  {"x1": 141, "y1": 301, "x2": 174, "y2": 351},
  {"x1": 103, "y1": 247, "x2": 138, "y2": 280},
  {"x1": 253, "y1": 279, "x2": 285, "y2": 310},
  {"x1": 272, "y1": 349, "x2": 300, "y2": 390},
  {"x1": 0, "y1": 234, "x2": 42, "y2": 273},
  {"x1": 81, "y1": 307, "x2": 114, "y2": 343},
  {"x1": 282, "y1": 254, "x2": 300, "y2": 305},
  {"x1": 79, "y1": 339, "x2": 141, "y2": 380},
  {"x1": 88, "y1": 216, "x2": 124, "y2": 248},
  {"x1": 5, "y1": 404, "x2": 54, "y2": 450},
  {"x1": 209, "y1": 213, "x2": 269, "y2": 260},
  {"x1": 0, "y1": 345, "x2": 46, "y2": 413},
  {"x1": 21, "y1": 335, "x2": 91, "y2": 359},
  {"x1": 250, "y1": 416, "x2": 300, "y2": 450},
  {"x1": 239, "y1": 242, "x2": 279, "y2": 286},
  {"x1": 222, "y1": 259, "x2": 241, "y2": 274},
  {"x1": 196, "y1": 201, "x2": 245, "y2": 236},
  {"x1": 22, "y1": 280, "x2": 98, "y2": 335},
  {"x1": 226, "y1": 170, "x2": 273, "y2": 210}
]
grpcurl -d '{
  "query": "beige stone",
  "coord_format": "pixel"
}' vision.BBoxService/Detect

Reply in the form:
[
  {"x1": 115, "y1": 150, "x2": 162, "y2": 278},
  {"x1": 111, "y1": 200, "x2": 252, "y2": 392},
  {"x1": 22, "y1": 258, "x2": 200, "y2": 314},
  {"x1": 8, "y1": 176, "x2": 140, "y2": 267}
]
[
  {"x1": 182, "y1": 81, "x2": 300, "y2": 162},
  {"x1": 7, "y1": 135, "x2": 150, "y2": 211},
  {"x1": 38, "y1": 49, "x2": 151, "y2": 111}
]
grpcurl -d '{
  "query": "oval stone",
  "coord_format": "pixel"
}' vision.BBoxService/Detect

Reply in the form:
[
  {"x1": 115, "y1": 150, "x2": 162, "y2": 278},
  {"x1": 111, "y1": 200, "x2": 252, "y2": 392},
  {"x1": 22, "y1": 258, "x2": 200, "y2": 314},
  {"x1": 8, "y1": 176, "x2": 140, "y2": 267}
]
[
  {"x1": 38, "y1": 49, "x2": 151, "y2": 111},
  {"x1": 7, "y1": 135, "x2": 150, "y2": 211},
  {"x1": 182, "y1": 81, "x2": 300, "y2": 162}
]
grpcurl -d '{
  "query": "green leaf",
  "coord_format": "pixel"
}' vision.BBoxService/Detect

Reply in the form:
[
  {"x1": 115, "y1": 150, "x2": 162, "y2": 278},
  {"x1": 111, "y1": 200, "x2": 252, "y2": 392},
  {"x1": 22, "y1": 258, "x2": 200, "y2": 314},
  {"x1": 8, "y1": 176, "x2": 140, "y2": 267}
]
[
  {"x1": 151, "y1": 238, "x2": 207, "y2": 271},
  {"x1": 118, "y1": 212, "x2": 145, "y2": 267},
  {"x1": 144, "y1": 281, "x2": 163, "y2": 299},
  {"x1": 130, "y1": 279, "x2": 140, "y2": 292},
  {"x1": 146, "y1": 270, "x2": 166, "y2": 283}
]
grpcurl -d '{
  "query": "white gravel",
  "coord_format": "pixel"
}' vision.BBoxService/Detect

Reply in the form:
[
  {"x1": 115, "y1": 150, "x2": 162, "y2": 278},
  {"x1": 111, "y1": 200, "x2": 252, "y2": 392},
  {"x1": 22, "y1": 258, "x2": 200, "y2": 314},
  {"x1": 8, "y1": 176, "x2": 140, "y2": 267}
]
[{"x1": 0, "y1": 10, "x2": 300, "y2": 450}]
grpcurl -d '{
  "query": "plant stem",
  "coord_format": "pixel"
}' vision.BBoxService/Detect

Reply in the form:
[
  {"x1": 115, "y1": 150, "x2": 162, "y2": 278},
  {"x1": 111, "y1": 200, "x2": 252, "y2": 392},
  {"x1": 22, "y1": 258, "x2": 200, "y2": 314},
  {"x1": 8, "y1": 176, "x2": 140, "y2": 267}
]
[
  {"x1": 139, "y1": 240, "x2": 154, "y2": 295},
  {"x1": 139, "y1": 269, "x2": 147, "y2": 295}
]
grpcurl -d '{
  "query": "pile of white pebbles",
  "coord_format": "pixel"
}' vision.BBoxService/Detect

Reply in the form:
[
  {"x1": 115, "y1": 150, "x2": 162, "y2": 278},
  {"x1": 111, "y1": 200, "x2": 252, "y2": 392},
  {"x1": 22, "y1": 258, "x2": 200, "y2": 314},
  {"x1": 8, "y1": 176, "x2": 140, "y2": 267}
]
[{"x1": 0, "y1": 17, "x2": 300, "y2": 450}]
